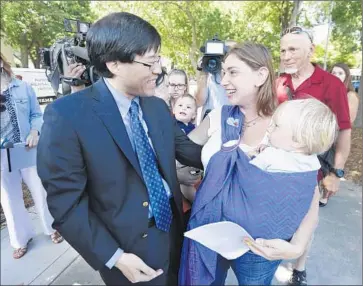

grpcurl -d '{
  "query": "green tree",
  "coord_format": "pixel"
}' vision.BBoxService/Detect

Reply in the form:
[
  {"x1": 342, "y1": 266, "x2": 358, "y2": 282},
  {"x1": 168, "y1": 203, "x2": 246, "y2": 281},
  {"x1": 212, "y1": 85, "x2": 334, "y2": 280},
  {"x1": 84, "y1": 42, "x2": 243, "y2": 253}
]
[
  {"x1": 1, "y1": 0, "x2": 94, "y2": 68},
  {"x1": 301, "y1": 0, "x2": 362, "y2": 68},
  {"x1": 91, "y1": 1, "x2": 361, "y2": 74},
  {"x1": 330, "y1": 0, "x2": 362, "y2": 64},
  {"x1": 92, "y1": 1, "x2": 235, "y2": 75}
]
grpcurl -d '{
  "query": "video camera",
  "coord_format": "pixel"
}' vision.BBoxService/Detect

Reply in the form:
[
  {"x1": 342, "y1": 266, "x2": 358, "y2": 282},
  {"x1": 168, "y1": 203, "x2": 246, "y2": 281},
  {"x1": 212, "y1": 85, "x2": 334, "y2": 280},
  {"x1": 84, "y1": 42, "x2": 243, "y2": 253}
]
[
  {"x1": 198, "y1": 35, "x2": 228, "y2": 74},
  {"x1": 40, "y1": 18, "x2": 98, "y2": 97}
]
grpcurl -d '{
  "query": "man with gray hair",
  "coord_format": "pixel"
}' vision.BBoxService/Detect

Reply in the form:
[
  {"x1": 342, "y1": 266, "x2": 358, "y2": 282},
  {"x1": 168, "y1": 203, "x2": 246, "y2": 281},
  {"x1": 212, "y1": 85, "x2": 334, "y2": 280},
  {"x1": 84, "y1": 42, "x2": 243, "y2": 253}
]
[{"x1": 277, "y1": 26, "x2": 352, "y2": 285}]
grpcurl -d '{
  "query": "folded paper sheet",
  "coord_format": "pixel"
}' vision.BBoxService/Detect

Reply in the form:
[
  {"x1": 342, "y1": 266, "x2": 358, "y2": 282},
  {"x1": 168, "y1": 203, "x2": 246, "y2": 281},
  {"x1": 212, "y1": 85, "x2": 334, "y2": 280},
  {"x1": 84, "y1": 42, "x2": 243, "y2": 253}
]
[
  {"x1": 3, "y1": 143, "x2": 37, "y2": 171},
  {"x1": 184, "y1": 221, "x2": 253, "y2": 260}
]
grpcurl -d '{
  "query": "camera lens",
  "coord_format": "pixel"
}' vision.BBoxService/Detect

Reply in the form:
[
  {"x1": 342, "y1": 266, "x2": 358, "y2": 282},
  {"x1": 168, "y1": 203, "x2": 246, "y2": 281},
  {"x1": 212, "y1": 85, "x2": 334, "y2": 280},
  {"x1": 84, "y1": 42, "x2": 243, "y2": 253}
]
[
  {"x1": 202, "y1": 55, "x2": 221, "y2": 74},
  {"x1": 208, "y1": 59, "x2": 217, "y2": 69}
]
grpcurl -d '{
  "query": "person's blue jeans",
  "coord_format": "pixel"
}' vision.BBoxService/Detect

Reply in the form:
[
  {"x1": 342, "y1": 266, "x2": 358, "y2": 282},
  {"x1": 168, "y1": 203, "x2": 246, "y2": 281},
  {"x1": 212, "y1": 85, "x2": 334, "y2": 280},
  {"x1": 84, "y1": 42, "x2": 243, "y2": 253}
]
[{"x1": 211, "y1": 251, "x2": 282, "y2": 285}]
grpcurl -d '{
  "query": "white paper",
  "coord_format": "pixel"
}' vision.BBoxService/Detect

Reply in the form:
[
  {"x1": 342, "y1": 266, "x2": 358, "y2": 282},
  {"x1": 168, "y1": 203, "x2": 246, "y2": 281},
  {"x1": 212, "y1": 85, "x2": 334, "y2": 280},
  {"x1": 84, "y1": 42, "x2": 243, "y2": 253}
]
[
  {"x1": 184, "y1": 221, "x2": 253, "y2": 260},
  {"x1": 1, "y1": 143, "x2": 37, "y2": 172}
]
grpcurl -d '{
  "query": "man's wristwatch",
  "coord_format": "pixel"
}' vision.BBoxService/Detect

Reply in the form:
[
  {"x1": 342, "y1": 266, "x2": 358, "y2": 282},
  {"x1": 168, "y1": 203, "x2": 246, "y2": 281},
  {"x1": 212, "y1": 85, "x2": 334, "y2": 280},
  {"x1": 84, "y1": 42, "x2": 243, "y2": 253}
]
[{"x1": 330, "y1": 168, "x2": 345, "y2": 178}]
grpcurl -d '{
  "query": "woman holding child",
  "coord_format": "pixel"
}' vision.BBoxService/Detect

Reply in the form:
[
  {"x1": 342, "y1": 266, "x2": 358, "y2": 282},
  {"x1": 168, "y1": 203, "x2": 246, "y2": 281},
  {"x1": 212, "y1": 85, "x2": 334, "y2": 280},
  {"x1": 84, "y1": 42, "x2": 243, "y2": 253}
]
[{"x1": 180, "y1": 42, "x2": 337, "y2": 285}]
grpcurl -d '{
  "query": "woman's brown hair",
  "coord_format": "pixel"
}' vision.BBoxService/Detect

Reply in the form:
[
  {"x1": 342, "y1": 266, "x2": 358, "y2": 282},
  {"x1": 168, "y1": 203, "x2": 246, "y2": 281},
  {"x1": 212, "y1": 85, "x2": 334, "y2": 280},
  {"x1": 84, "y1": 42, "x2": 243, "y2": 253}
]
[
  {"x1": 0, "y1": 53, "x2": 13, "y2": 77},
  {"x1": 225, "y1": 42, "x2": 277, "y2": 117},
  {"x1": 330, "y1": 63, "x2": 355, "y2": 93}
]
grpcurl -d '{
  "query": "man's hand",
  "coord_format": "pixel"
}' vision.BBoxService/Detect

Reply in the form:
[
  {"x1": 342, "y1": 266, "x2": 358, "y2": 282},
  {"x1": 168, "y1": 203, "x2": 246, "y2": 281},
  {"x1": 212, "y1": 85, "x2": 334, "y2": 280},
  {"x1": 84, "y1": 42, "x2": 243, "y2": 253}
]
[
  {"x1": 65, "y1": 62, "x2": 86, "y2": 79},
  {"x1": 115, "y1": 253, "x2": 163, "y2": 283},
  {"x1": 26, "y1": 129, "x2": 39, "y2": 148},
  {"x1": 243, "y1": 237, "x2": 303, "y2": 261},
  {"x1": 177, "y1": 165, "x2": 201, "y2": 186},
  {"x1": 321, "y1": 173, "x2": 340, "y2": 198},
  {"x1": 65, "y1": 63, "x2": 86, "y2": 93}
]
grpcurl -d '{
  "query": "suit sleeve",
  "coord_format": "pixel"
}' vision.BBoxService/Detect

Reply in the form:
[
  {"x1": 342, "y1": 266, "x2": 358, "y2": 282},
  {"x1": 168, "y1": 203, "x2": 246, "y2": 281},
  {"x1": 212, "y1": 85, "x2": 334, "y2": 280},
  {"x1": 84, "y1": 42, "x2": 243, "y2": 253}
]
[
  {"x1": 37, "y1": 103, "x2": 120, "y2": 271},
  {"x1": 173, "y1": 117, "x2": 204, "y2": 170}
]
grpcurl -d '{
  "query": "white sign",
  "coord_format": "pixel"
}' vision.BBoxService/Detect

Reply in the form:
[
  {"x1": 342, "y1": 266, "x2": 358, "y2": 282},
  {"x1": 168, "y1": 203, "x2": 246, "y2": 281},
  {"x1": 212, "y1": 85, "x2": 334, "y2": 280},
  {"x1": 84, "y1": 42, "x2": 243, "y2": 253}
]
[{"x1": 12, "y1": 68, "x2": 55, "y2": 99}]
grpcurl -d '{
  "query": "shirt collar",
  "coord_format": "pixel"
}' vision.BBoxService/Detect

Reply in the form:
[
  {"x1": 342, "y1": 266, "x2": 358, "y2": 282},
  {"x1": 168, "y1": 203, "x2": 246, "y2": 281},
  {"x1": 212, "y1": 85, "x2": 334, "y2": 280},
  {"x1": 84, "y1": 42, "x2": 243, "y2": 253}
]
[
  {"x1": 4, "y1": 77, "x2": 20, "y2": 90},
  {"x1": 282, "y1": 63, "x2": 324, "y2": 88},
  {"x1": 104, "y1": 78, "x2": 139, "y2": 118},
  {"x1": 309, "y1": 63, "x2": 324, "y2": 84}
]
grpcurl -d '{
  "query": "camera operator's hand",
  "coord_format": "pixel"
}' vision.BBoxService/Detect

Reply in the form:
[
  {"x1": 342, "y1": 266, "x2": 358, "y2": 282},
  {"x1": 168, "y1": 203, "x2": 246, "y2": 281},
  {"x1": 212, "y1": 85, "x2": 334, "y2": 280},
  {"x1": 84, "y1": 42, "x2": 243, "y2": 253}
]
[
  {"x1": 65, "y1": 63, "x2": 86, "y2": 93},
  {"x1": 195, "y1": 72, "x2": 208, "y2": 107}
]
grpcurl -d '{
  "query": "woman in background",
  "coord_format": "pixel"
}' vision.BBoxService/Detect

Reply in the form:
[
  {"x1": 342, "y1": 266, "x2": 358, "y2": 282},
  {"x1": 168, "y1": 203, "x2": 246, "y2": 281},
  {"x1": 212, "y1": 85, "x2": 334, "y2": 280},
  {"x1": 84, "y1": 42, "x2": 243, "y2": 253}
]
[
  {"x1": 331, "y1": 63, "x2": 359, "y2": 124},
  {"x1": 318, "y1": 63, "x2": 361, "y2": 207},
  {"x1": 0, "y1": 53, "x2": 63, "y2": 259},
  {"x1": 167, "y1": 69, "x2": 189, "y2": 108}
]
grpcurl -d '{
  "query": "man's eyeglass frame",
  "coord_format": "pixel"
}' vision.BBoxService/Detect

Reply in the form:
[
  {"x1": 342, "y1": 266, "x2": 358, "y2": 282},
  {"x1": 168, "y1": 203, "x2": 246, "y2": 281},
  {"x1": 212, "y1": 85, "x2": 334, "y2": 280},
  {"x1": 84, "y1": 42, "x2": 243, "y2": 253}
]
[{"x1": 133, "y1": 56, "x2": 162, "y2": 70}]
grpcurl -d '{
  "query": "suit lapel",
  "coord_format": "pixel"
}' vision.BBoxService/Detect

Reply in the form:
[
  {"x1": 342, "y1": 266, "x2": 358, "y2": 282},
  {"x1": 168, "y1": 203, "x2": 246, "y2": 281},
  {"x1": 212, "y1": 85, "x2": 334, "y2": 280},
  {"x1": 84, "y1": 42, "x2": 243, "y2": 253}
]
[
  {"x1": 140, "y1": 97, "x2": 171, "y2": 184},
  {"x1": 91, "y1": 79, "x2": 143, "y2": 180}
]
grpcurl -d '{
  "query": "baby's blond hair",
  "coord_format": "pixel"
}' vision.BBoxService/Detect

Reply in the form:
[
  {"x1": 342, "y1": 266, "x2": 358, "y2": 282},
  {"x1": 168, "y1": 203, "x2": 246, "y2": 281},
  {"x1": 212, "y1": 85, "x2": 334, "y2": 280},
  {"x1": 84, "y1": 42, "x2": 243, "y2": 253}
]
[{"x1": 273, "y1": 98, "x2": 338, "y2": 155}]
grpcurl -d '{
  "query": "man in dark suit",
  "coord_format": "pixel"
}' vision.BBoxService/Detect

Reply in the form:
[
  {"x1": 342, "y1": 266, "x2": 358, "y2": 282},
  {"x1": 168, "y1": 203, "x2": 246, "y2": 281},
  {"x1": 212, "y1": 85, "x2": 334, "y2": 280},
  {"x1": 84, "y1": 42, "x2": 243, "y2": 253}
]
[{"x1": 37, "y1": 12, "x2": 203, "y2": 285}]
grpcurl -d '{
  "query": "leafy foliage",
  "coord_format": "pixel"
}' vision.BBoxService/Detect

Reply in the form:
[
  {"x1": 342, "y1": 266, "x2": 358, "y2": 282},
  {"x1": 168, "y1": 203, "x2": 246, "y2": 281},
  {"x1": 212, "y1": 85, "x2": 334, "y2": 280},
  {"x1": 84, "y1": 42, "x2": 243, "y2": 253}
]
[
  {"x1": 1, "y1": 0, "x2": 94, "y2": 67},
  {"x1": 2, "y1": 1, "x2": 361, "y2": 72}
]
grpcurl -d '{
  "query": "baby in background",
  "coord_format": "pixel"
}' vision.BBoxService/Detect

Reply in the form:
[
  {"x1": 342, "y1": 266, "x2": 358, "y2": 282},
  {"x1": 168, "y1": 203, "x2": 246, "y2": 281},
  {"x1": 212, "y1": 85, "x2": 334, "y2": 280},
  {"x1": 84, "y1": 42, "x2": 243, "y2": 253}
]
[
  {"x1": 173, "y1": 94, "x2": 197, "y2": 135},
  {"x1": 250, "y1": 98, "x2": 338, "y2": 173},
  {"x1": 173, "y1": 94, "x2": 200, "y2": 205}
]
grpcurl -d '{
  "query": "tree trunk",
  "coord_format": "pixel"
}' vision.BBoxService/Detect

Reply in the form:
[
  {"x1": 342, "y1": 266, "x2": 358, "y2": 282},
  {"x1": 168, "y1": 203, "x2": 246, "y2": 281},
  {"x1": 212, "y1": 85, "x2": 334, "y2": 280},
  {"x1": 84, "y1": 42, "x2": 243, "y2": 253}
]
[
  {"x1": 185, "y1": 3, "x2": 198, "y2": 71},
  {"x1": 30, "y1": 45, "x2": 41, "y2": 68},
  {"x1": 20, "y1": 33, "x2": 29, "y2": 68},
  {"x1": 30, "y1": 54, "x2": 41, "y2": 68},
  {"x1": 280, "y1": 1, "x2": 291, "y2": 32},
  {"x1": 289, "y1": 0, "x2": 303, "y2": 27}
]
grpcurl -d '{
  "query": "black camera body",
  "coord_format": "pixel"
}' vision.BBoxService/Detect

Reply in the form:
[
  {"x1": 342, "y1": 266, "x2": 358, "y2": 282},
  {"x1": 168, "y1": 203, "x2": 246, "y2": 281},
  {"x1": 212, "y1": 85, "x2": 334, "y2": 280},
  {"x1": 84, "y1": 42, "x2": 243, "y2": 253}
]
[
  {"x1": 40, "y1": 19, "x2": 97, "y2": 97},
  {"x1": 198, "y1": 35, "x2": 227, "y2": 74}
]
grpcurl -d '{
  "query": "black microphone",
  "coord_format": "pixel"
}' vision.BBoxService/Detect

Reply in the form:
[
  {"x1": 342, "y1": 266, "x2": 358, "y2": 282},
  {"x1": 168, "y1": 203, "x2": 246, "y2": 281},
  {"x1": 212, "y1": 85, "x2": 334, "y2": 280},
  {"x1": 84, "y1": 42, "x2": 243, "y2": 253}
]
[
  {"x1": 2, "y1": 142, "x2": 14, "y2": 148},
  {"x1": 2, "y1": 141, "x2": 14, "y2": 172}
]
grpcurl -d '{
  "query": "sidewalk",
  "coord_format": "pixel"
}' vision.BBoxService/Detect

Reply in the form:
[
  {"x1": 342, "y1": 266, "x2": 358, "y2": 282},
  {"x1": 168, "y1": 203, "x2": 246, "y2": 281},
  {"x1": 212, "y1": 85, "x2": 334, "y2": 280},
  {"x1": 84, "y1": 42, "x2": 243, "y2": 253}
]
[{"x1": 1, "y1": 181, "x2": 361, "y2": 285}]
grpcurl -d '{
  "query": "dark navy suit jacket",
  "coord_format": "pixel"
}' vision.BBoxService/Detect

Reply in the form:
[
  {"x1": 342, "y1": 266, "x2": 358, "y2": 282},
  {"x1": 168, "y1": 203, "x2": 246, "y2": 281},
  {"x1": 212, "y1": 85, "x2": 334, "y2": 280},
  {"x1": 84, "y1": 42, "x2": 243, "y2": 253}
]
[{"x1": 37, "y1": 79, "x2": 203, "y2": 271}]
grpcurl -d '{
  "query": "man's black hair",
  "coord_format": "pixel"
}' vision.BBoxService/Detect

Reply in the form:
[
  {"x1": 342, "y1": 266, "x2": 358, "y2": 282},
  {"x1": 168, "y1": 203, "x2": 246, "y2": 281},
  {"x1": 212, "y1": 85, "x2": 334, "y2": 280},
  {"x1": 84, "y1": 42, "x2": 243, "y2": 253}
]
[{"x1": 86, "y1": 12, "x2": 161, "y2": 78}]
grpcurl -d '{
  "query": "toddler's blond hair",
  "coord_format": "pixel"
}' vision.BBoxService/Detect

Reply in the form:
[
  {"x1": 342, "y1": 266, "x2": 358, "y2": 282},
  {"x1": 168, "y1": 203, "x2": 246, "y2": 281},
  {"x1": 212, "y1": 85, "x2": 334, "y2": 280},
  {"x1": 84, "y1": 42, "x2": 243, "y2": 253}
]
[{"x1": 273, "y1": 98, "x2": 338, "y2": 155}]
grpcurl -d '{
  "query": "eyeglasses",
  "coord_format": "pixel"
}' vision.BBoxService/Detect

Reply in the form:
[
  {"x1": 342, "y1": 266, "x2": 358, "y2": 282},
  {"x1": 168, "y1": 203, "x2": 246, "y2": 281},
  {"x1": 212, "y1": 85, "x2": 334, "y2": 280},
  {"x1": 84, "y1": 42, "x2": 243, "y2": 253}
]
[
  {"x1": 281, "y1": 26, "x2": 313, "y2": 43},
  {"x1": 0, "y1": 94, "x2": 6, "y2": 112},
  {"x1": 167, "y1": 83, "x2": 187, "y2": 90},
  {"x1": 133, "y1": 56, "x2": 162, "y2": 71}
]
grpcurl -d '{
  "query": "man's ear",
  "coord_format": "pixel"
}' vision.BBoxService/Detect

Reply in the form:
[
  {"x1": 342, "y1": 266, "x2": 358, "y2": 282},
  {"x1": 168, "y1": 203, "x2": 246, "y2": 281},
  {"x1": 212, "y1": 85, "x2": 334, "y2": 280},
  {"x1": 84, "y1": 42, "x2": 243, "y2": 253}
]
[
  {"x1": 308, "y1": 44, "x2": 315, "y2": 58},
  {"x1": 105, "y1": 61, "x2": 119, "y2": 76}
]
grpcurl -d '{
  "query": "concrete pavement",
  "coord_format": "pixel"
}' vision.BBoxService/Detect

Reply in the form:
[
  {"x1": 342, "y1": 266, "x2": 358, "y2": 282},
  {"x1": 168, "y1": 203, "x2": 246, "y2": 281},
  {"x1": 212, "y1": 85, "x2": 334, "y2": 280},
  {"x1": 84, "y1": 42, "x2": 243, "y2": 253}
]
[{"x1": 1, "y1": 180, "x2": 361, "y2": 285}]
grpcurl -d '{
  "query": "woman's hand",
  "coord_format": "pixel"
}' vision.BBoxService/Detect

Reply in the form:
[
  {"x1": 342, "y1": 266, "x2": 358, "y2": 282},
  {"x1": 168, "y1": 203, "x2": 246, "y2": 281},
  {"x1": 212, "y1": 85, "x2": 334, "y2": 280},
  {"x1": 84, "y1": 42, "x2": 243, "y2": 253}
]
[
  {"x1": 26, "y1": 129, "x2": 39, "y2": 148},
  {"x1": 243, "y1": 237, "x2": 303, "y2": 261}
]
